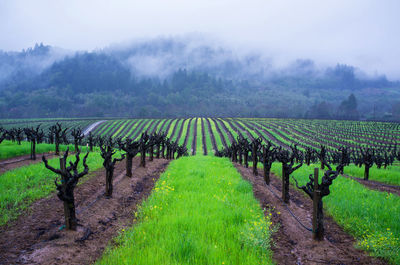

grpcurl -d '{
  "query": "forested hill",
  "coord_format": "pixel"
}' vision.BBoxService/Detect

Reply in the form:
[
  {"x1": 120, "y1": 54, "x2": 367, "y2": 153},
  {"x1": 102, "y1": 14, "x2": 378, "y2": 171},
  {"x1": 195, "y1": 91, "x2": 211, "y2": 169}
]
[{"x1": 0, "y1": 40, "x2": 399, "y2": 120}]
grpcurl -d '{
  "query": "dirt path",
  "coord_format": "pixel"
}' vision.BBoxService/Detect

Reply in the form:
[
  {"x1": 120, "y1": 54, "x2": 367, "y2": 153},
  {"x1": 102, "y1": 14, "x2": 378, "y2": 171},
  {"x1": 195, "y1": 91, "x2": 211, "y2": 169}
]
[
  {"x1": 83, "y1": 120, "x2": 106, "y2": 135},
  {"x1": 0, "y1": 157, "x2": 169, "y2": 265},
  {"x1": 341, "y1": 174, "x2": 400, "y2": 196},
  {"x1": 235, "y1": 164, "x2": 388, "y2": 265},
  {"x1": 211, "y1": 118, "x2": 228, "y2": 148},
  {"x1": 0, "y1": 153, "x2": 57, "y2": 175},
  {"x1": 205, "y1": 118, "x2": 218, "y2": 152}
]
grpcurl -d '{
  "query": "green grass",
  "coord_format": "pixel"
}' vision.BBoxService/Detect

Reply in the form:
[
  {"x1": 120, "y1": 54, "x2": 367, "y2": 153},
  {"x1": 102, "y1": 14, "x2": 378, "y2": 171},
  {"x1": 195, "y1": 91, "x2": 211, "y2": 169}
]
[
  {"x1": 196, "y1": 118, "x2": 203, "y2": 155},
  {"x1": 187, "y1": 119, "x2": 196, "y2": 153},
  {"x1": 236, "y1": 120, "x2": 259, "y2": 140},
  {"x1": 203, "y1": 118, "x2": 214, "y2": 154},
  {"x1": 155, "y1": 119, "x2": 167, "y2": 133},
  {"x1": 343, "y1": 164, "x2": 400, "y2": 186},
  {"x1": 0, "y1": 140, "x2": 74, "y2": 160},
  {"x1": 97, "y1": 156, "x2": 275, "y2": 265},
  {"x1": 125, "y1": 120, "x2": 143, "y2": 139},
  {"x1": 270, "y1": 163, "x2": 400, "y2": 264},
  {"x1": 208, "y1": 118, "x2": 224, "y2": 150},
  {"x1": 178, "y1": 119, "x2": 190, "y2": 146},
  {"x1": 171, "y1": 119, "x2": 184, "y2": 142},
  {"x1": 147, "y1": 119, "x2": 160, "y2": 134},
  {"x1": 100, "y1": 120, "x2": 121, "y2": 136},
  {"x1": 134, "y1": 120, "x2": 152, "y2": 141},
  {"x1": 167, "y1": 119, "x2": 178, "y2": 138},
  {"x1": 159, "y1": 119, "x2": 172, "y2": 134},
  {"x1": 112, "y1": 120, "x2": 130, "y2": 138},
  {"x1": 219, "y1": 119, "x2": 238, "y2": 140},
  {"x1": 0, "y1": 152, "x2": 104, "y2": 226}
]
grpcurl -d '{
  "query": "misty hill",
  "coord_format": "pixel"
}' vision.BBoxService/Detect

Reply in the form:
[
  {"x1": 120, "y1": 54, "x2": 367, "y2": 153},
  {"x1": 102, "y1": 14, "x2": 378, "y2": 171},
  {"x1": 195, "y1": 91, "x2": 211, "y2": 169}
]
[{"x1": 0, "y1": 38, "x2": 399, "y2": 120}]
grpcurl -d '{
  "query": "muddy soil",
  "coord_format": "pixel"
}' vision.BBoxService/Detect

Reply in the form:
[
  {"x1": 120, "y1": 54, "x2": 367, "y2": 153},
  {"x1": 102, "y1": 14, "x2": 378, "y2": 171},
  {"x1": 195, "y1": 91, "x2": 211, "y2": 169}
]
[
  {"x1": 235, "y1": 164, "x2": 388, "y2": 265},
  {"x1": 0, "y1": 157, "x2": 169, "y2": 265},
  {"x1": 0, "y1": 153, "x2": 57, "y2": 175},
  {"x1": 341, "y1": 174, "x2": 400, "y2": 196}
]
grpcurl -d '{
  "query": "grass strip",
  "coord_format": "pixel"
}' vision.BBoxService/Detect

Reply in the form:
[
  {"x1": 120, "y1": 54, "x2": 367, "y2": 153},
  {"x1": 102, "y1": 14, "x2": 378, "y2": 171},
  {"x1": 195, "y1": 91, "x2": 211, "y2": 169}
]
[
  {"x1": 203, "y1": 118, "x2": 215, "y2": 154},
  {"x1": 196, "y1": 118, "x2": 203, "y2": 155},
  {"x1": 342, "y1": 164, "x2": 400, "y2": 186},
  {"x1": 178, "y1": 119, "x2": 190, "y2": 146},
  {"x1": 0, "y1": 140, "x2": 74, "y2": 160},
  {"x1": 97, "y1": 156, "x2": 274, "y2": 265}
]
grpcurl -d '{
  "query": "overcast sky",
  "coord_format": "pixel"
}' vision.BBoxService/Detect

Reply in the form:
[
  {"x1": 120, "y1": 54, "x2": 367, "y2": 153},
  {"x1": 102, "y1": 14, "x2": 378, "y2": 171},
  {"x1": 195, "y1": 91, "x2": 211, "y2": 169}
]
[{"x1": 0, "y1": 0, "x2": 399, "y2": 78}]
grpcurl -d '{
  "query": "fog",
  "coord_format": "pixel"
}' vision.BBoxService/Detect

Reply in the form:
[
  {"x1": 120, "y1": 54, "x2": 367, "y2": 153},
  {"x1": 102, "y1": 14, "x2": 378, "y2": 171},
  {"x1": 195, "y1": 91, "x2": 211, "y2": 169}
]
[
  {"x1": 0, "y1": 44, "x2": 72, "y2": 83},
  {"x1": 1, "y1": 0, "x2": 399, "y2": 79},
  {"x1": 104, "y1": 35, "x2": 275, "y2": 80}
]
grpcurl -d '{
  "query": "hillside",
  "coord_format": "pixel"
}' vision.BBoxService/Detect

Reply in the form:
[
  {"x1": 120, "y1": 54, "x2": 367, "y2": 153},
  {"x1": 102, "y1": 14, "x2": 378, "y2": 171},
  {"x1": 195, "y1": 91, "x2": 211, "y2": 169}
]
[{"x1": 0, "y1": 40, "x2": 399, "y2": 120}]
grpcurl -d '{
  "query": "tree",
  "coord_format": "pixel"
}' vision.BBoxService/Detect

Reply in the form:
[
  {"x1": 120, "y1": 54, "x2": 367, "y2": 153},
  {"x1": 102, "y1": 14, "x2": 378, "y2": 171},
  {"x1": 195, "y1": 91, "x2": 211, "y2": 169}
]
[
  {"x1": 100, "y1": 141, "x2": 125, "y2": 197},
  {"x1": 276, "y1": 146, "x2": 303, "y2": 204},
  {"x1": 261, "y1": 141, "x2": 277, "y2": 185},
  {"x1": 337, "y1": 94, "x2": 359, "y2": 120},
  {"x1": 392, "y1": 101, "x2": 400, "y2": 121},
  {"x1": 139, "y1": 132, "x2": 154, "y2": 168},
  {"x1": 154, "y1": 132, "x2": 166, "y2": 158},
  {"x1": 42, "y1": 149, "x2": 89, "y2": 230},
  {"x1": 87, "y1": 132, "x2": 94, "y2": 152},
  {"x1": 359, "y1": 148, "x2": 375, "y2": 180},
  {"x1": 293, "y1": 163, "x2": 342, "y2": 240},
  {"x1": 304, "y1": 147, "x2": 316, "y2": 166},
  {"x1": 71, "y1": 127, "x2": 84, "y2": 152},
  {"x1": 306, "y1": 101, "x2": 332, "y2": 120},
  {"x1": 0, "y1": 128, "x2": 6, "y2": 144},
  {"x1": 251, "y1": 138, "x2": 262, "y2": 175},
  {"x1": 118, "y1": 138, "x2": 140, "y2": 178},
  {"x1": 24, "y1": 125, "x2": 44, "y2": 160},
  {"x1": 50, "y1": 123, "x2": 67, "y2": 155},
  {"x1": 9, "y1": 128, "x2": 24, "y2": 145},
  {"x1": 237, "y1": 136, "x2": 250, "y2": 168},
  {"x1": 316, "y1": 145, "x2": 327, "y2": 170},
  {"x1": 176, "y1": 145, "x2": 188, "y2": 158},
  {"x1": 331, "y1": 64, "x2": 356, "y2": 89}
]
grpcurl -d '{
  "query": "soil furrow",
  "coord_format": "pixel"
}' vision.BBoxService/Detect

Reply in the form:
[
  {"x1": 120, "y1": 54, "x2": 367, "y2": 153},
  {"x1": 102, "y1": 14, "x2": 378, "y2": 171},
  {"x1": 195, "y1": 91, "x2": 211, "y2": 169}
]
[
  {"x1": 150, "y1": 119, "x2": 162, "y2": 134},
  {"x1": 183, "y1": 118, "x2": 193, "y2": 149},
  {"x1": 211, "y1": 118, "x2": 228, "y2": 148},
  {"x1": 174, "y1": 119, "x2": 186, "y2": 144},
  {"x1": 0, "y1": 153, "x2": 57, "y2": 175},
  {"x1": 130, "y1": 120, "x2": 148, "y2": 140},
  {"x1": 205, "y1": 118, "x2": 218, "y2": 152},
  {"x1": 214, "y1": 118, "x2": 234, "y2": 143},
  {"x1": 156, "y1": 119, "x2": 168, "y2": 134},
  {"x1": 162, "y1": 119, "x2": 174, "y2": 135},
  {"x1": 341, "y1": 174, "x2": 400, "y2": 196},
  {"x1": 168, "y1": 119, "x2": 180, "y2": 139}
]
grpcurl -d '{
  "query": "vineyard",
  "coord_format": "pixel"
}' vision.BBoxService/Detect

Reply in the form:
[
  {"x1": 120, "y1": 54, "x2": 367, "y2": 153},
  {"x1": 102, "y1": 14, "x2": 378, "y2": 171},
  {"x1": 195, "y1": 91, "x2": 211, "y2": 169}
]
[
  {"x1": 3, "y1": 117, "x2": 397, "y2": 154},
  {"x1": 0, "y1": 117, "x2": 399, "y2": 264}
]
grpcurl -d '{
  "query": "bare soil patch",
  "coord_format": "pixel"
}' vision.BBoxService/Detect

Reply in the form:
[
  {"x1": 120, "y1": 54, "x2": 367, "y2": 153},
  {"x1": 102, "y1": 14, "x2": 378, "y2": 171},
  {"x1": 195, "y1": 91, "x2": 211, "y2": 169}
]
[
  {"x1": 0, "y1": 153, "x2": 57, "y2": 175},
  {"x1": 341, "y1": 174, "x2": 400, "y2": 197},
  {"x1": 0, "y1": 157, "x2": 169, "y2": 265},
  {"x1": 235, "y1": 164, "x2": 388, "y2": 265}
]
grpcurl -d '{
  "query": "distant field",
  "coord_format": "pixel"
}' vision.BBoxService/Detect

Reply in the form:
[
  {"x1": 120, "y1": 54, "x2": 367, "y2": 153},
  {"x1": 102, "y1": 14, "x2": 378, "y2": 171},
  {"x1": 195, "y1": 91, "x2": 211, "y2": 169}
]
[
  {"x1": 0, "y1": 118, "x2": 102, "y2": 138},
  {"x1": 2, "y1": 118, "x2": 399, "y2": 156}
]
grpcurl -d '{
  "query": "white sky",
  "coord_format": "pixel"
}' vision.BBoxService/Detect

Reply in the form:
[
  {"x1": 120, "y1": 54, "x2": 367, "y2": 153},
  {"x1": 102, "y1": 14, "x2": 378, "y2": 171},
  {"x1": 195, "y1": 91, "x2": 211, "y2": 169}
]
[{"x1": 0, "y1": 0, "x2": 399, "y2": 78}]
